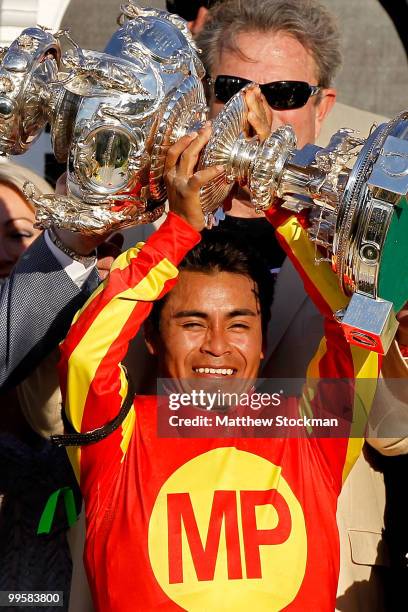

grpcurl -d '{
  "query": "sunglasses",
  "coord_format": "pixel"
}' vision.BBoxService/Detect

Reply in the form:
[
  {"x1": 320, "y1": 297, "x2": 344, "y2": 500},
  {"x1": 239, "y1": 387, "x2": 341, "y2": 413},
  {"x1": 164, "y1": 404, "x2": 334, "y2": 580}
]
[{"x1": 209, "y1": 75, "x2": 321, "y2": 110}]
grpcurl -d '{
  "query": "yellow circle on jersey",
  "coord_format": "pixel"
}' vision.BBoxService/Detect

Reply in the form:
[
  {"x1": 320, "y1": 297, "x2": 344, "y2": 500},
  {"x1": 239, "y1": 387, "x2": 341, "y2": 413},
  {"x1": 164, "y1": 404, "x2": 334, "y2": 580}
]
[{"x1": 148, "y1": 447, "x2": 307, "y2": 610}]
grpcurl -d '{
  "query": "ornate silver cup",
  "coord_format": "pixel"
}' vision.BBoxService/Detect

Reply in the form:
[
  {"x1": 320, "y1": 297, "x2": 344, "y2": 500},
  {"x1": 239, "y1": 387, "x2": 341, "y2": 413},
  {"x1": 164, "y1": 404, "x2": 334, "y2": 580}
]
[
  {"x1": 0, "y1": 3, "x2": 207, "y2": 232},
  {"x1": 1, "y1": 2, "x2": 408, "y2": 353}
]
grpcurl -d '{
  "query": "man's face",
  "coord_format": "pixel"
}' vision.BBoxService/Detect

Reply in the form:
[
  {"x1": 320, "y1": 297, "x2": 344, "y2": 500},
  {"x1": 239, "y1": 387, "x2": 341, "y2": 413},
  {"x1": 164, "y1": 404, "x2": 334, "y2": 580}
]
[
  {"x1": 209, "y1": 30, "x2": 336, "y2": 147},
  {"x1": 146, "y1": 270, "x2": 264, "y2": 382}
]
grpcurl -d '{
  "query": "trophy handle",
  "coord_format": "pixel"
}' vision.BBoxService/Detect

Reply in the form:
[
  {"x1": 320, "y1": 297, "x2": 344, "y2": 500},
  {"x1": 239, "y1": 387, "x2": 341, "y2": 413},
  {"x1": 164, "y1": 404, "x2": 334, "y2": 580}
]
[
  {"x1": 24, "y1": 180, "x2": 165, "y2": 235},
  {"x1": 0, "y1": 28, "x2": 61, "y2": 156}
]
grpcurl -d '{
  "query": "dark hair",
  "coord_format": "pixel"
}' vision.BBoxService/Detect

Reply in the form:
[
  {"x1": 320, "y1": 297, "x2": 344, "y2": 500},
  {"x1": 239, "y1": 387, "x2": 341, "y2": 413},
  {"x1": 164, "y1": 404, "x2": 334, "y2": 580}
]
[
  {"x1": 166, "y1": 0, "x2": 217, "y2": 22},
  {"x1": 150, "y1": 229, "x2": 274, "y2": 335}
]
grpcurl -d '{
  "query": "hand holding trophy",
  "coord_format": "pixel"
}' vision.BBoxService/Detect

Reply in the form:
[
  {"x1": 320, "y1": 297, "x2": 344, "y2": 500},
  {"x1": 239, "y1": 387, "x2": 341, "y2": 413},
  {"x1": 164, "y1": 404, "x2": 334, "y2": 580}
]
[{"x1": 1, "y1": 1, "x2": 408, "y2": 354}]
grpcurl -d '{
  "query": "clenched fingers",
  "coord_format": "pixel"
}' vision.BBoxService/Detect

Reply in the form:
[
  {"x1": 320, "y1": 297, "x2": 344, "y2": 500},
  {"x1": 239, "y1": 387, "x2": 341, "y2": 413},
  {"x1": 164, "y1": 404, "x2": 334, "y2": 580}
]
[
  {"x1": 164, "y1": 132, "x2": 198, "y2": 175},
  {"x1": 187, "y1": 165, "x2": 225, "y2": 192},
  {"x1": 178, "y1": 123, "x2": 212, "y2": 176}
]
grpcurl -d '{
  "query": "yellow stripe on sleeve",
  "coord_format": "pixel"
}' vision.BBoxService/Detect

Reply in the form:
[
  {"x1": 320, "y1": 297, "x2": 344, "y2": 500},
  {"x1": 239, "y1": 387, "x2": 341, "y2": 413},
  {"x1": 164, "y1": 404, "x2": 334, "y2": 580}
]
[
  {"x1": 68, "y1": 243, "x2": 145, "y2": 328},
  {"x1": 276, "y1": 218, "x2": 349, "y2": 313},
  {"x1": 342, "y1": 347, "x2": 379, "y2": 482},
  {"x1": 110, "y1": 242, "x2": 146, "y2": 272},
  {"x1": 65, "y1": 257, "x2": 178, "y2": 434}
]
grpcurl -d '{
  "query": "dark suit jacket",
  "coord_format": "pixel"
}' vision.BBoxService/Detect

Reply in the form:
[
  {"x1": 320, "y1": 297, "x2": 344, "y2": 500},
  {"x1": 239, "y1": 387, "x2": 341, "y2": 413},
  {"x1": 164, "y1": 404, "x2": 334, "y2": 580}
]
[{"x1": 0, "y1": 234, "x2": 99, "y2": 390}]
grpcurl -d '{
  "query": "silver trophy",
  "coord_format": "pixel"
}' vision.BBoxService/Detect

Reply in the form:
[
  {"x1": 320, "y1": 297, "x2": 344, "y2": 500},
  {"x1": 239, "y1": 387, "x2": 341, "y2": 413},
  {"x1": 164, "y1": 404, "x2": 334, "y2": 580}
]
[
  {"x1": 0, "y1": 3, "x2": 207, "y2": 231},
  {"x1": 200, "y1": 91, "x2": 408, "y2": 354},
  {"x1": 1, "y1": 2, "x2": 408, "y2": 354}
]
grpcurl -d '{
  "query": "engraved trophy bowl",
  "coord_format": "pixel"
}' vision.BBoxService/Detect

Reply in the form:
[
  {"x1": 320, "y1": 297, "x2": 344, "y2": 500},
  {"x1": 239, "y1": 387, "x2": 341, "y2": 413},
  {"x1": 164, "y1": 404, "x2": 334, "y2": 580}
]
[
  {"x1": 0, "y1": 3, "x2": 208, "y2": 233},
  {"x1": 0, "y1": 2, "x2": 283, "y2": 233}
]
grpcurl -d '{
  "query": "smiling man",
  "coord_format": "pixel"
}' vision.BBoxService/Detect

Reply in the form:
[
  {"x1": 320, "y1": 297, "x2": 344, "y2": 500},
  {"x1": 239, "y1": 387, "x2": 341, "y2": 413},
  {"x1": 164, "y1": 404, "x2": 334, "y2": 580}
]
[
  {"x1": 149, "y1": 270, "x2": 262, "y2": 380},
  {"x1": 145, "y1": 235, "x2": 271, "y2": 385},
  {"x1": 58, "y1": 124, "x2": 379, "y2": 611}
]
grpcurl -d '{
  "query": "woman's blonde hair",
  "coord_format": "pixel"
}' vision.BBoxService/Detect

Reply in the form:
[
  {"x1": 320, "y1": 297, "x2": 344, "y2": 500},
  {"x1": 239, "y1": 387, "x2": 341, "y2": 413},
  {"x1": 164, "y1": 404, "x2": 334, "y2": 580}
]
[{"x1": 0, "y1": 161, "x2": 53, "y2": 211}]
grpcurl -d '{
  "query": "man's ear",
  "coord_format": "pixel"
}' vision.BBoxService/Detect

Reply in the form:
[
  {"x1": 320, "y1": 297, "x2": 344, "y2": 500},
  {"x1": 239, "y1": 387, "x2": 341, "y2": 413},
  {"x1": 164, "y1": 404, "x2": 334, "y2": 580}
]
[
  {"x1": 143, "y1": 320, "x2": 159, "y2": 356},
  {"x1": 314, "y1": 88, "x2": 337, "y2": 140},
  {"x1": 188, "y1": 6, "x2": 209, "y2": 36}
]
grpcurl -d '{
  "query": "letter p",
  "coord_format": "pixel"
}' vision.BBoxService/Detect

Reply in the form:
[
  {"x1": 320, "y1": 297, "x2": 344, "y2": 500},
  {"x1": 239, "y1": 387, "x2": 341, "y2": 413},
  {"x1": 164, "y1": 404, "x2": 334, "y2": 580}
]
[{"x1": 240, "y1": 489, "x2": 292, "y2": 579}]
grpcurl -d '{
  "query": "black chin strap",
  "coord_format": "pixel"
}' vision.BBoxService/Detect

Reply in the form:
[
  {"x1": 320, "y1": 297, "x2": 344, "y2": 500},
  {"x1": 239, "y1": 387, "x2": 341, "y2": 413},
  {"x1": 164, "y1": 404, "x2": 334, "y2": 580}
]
[{"x1": 51, "y1": 378, "x2": 135, "y2": 447}]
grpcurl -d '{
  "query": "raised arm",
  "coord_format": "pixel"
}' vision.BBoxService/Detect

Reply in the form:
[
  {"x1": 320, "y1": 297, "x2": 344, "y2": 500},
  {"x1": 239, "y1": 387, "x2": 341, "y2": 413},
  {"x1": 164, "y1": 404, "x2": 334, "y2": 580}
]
[
  {"x1": 266, "y1": 205, "x2": 381, "y2": 482},
  {"x1": 58, "y1": 125, "x2": 223, "y2": 482},
  {"x1": 59, "y1": 212, "x2": 201, "y2": 439}
]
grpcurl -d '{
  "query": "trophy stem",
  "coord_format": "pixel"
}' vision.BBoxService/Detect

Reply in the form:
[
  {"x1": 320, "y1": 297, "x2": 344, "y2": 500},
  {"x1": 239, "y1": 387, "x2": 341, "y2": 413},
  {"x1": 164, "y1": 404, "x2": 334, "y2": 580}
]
[
  {"x1": 225, "y1": 133, "x2": 259, "y2": 184},
  {"x1": 278, "y1": 158, "x2": 350, "y2": 209}
]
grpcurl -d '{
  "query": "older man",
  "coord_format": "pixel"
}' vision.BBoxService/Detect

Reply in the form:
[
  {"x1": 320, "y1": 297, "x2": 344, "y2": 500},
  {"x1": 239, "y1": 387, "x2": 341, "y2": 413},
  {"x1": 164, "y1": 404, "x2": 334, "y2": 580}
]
[{"x1": 197, "y1": 0, "x2": 339, "y2": 374}]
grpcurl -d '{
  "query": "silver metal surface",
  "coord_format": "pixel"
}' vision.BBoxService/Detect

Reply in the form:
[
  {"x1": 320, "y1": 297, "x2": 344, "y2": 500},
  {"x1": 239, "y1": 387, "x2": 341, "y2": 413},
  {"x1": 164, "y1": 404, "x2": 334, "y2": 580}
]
[
  {"x1": 204, "y1": 95, "x2": 408, "y2": 353},
  {"x1": 0, "y1": 28, "x2": 60, "y2": 155},
  {"x1": 149, "y1": 74, "x2": 207, "y2": 203},
  {"x1": 335, "y1": 293, "x2": 399, "y2": 354},
  {"x1": 1, "y1": 4, "x2": 205, "y2": 233},
  {"x1": 198, "y1": 86, "x2": 250, "y2": 215}
]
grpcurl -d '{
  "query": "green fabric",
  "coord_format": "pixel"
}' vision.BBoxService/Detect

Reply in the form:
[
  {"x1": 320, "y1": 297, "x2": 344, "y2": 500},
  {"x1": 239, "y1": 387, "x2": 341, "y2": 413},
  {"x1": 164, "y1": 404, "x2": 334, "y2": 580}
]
[
  {"x1": 37, "y1": 487, "x2": 78, "y2": 535},
  {"x1": 379, "y1": 196, "x2": 408, "y2": 311}
]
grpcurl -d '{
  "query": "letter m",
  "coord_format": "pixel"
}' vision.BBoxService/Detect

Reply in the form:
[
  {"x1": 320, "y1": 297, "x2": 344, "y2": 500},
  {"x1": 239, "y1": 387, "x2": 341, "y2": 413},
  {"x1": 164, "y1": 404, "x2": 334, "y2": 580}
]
[{"x1": 167, "y1": 491, "x2": 242, "y2": 583}]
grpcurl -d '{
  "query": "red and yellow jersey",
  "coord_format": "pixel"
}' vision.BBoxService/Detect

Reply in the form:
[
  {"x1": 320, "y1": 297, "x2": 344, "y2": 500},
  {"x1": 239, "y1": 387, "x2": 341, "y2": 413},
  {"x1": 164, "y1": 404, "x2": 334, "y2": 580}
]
[{"x1": 59, "y1": 211, "x2": 380, "y2": 611}]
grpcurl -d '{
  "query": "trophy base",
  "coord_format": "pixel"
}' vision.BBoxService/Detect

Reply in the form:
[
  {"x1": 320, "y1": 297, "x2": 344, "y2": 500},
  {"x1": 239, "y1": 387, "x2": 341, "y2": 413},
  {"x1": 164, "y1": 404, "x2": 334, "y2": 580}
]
[{"x1": 337, "y1": 293, "x2": 398, "y2": 355}]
